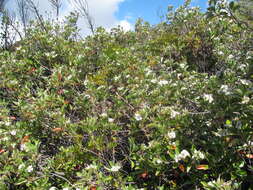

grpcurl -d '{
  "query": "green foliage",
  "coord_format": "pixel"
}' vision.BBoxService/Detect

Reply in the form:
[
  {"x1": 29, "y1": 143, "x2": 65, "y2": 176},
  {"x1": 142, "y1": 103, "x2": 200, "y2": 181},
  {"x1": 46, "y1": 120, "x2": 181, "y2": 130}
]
[{"x1": 0, "y1": 1, "x2": 253, "y2": 189}]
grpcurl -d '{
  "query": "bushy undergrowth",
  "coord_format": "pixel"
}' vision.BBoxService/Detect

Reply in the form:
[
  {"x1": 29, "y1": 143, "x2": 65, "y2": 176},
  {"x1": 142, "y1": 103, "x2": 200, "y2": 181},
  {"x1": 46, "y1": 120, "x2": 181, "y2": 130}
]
[{"x1": 0, "y1": 1, "x2": 253, "y2": 189}]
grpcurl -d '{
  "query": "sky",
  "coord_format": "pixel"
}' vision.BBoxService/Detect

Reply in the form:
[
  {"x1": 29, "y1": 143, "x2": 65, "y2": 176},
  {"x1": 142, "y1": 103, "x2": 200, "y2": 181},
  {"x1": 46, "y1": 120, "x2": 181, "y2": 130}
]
[{"x1": 6, "y1": 0, "x2": 209, "y2": 35}]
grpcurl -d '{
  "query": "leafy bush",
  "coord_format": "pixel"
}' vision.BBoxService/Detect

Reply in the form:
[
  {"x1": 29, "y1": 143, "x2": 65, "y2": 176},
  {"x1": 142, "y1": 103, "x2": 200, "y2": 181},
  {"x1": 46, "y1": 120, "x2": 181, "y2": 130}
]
[{"x1": 0, "y1": 0, "x2": 252, "y2": 189}]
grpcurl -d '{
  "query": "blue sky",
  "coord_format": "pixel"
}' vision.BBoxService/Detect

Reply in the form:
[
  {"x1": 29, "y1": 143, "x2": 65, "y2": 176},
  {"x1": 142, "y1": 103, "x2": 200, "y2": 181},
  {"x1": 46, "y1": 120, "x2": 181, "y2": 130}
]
[
  {"x1": 6, "y1": 0, "x2": 209, "y2": 35},
  {"x1": 116, "y1": 0, "x2": 209, "y2": 25}
]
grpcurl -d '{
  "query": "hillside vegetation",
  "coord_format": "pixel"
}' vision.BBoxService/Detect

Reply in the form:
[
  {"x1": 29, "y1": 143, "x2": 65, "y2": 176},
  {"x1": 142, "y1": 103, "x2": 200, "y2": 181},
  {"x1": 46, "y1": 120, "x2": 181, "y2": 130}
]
[{"x1": 0, "y1": 0, "x2": 252, "y2": 189}]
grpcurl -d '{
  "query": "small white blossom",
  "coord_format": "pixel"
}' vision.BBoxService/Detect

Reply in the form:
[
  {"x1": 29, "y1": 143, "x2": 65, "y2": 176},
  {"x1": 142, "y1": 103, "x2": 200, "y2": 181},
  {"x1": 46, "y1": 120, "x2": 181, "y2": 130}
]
[
  {"x1": 158, "y1": 80, "x2": 168, "y2": 86},
  {"x1": 108, "y1": 118, "x2": 114, "y2": 123},
  {"x1": 2, "y1": 137, "x2": 9, "y2": 141},
  {"x1": 242, "y1": 96, "x2": 250, "y2": 104},
  {"x1": 145, "y1": 68, "x2": 153, "y2": 76},
  {"x1": 151, "y1": 79, "x2": 158, "y2": 83},
  {"x1": 63, "y1": 188, "x2": 69, "y2": 190},
  {"x1": 101, "y1": 112, "x2": 107, "y2": 117},
  {"x1": 240, "y1": 79, "x2": 251, "y2": 86},
  {"x1": 114, "y1": 75, "x2": 120, "y2": 81},
  {"x1": 109, "y1": 165, "x2": 121, "y2": 172},
  {"x1": 175, "y1": 150, "x2": 190, "y2": 162},
  {"x1": 84, "y1": 94, "x2": 91, "y2": 99},
  {"x1": 218, "y1": 51, "x2": 224, "y2": 56},
  {"x1": 85, "y1": 164, "x2": 97, "y2": 170},
  {"x1": 193, "y1": 149, "x2": 205, "y2": 160},
  {"x1": 20, "y1": 144, "x2": 27, "y2": 151},
  {"x1": 227, "y1": 54, "x2": 234, "y2": 59},
  {"x1": 203, "y1": 94, "x2": 214, "y2": 103},
  {"x1": 18, "y1": 163, "x2": 25, "y2": 170},
  {"x1": 26, "y1": 165, "x2": 33, "y2": 173},
  {"x1": 156, "y1": 159, "x2": 163, "y2": 164},
  {"x1": 5, "y1": 121, "x2": 11, "y2": 126},
  {"x1": 83, "y1": 79, "x2": 89, "y2": 85},
  {"x1": 243, "y1": 141, "x2": 253, "y2": 147},
  {"x1": 167, "y1": 131, "x2": 176, "y2": 139},
  {"x1": 170, "y1": 110, "x2": 180, "y2": 118},
  {"x1": 219, "y1": 85, "x2": 231, "y2": 95},
  {"x1": 10, "y1": 130, "x2": 17, "y2": 136},
  {"x1": 49, "y1": 187, "x2": 57, "y2": 190},
  {"x1": 134, "y1": 113, "x2": 142, "y2": 121}
]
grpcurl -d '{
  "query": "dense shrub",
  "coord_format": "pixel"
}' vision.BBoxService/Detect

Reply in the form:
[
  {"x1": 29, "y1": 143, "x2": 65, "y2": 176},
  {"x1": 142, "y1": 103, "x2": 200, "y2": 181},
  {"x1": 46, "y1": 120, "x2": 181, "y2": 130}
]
[{"x1": 0, "y1": 0, "x2": 252, "y2": 189}]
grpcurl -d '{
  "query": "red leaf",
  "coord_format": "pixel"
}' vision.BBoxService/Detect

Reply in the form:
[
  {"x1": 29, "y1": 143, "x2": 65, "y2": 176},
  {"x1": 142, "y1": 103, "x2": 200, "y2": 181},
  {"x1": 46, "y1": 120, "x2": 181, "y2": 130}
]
[
  {"x1": 52, "y1": 128, "x2": 64, "y2": 133},
  {"x1": 139, "y1": 171, "x2": 148, "y2": 179},
  {"x1": 0, "y1": 149, "x2": 5, "y2": 154},
  {"x1": 179, "y1": 164, "x2": 185, "y2": 172},
  {"x1": 21, "y1": 135, "x2": 30, "y2": 144},
  {"x1": 196, "y1": 165, "x2": 209, "y2": 170}
]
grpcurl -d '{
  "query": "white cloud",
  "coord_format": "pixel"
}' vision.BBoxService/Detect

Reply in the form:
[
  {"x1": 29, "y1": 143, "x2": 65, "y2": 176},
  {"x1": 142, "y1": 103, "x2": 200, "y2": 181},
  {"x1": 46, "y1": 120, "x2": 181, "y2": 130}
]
[
  {"x1": 118, "y1": 19, "x2": 132, "y2": 31},
  {"x1": 6, "y1": 0, "x2": 132, "y2": 36}
]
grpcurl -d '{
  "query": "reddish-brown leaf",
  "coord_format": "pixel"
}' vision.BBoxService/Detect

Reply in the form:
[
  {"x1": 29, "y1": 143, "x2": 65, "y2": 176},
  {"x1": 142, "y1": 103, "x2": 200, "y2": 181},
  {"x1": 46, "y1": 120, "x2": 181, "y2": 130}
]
[
  {"x1": 179, "y1": 164, "x2": 185, "y2": 172},
  {"x1": 0, "y1": 149, "x2": 5, "y2": 154},
  {"x1": 196, "y1": 165, "x2": 209, "y2": 170},
  {"x1": 90, "y1": 185, "x2": 97, "y2": 190},
  {"x1": 21, "y1": 135, "x2": 30, "y2": 144},
  {"x1": 52, "y1": 128, "x2": 64, "y2": 133},
  {"x1": 139, "y1": 171, "x2": 148, "y2": 179}
]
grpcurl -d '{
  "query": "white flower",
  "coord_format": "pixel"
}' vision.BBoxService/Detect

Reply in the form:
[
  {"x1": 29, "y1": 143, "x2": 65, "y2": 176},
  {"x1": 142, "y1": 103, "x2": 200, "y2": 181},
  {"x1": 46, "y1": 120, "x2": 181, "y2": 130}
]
[
  {"x1": 18, "y1": 164, "x2": 25, "y2": 170},
  {"x1": 193, "y1": 149, "x2": 205, "y2": 160},
  {"x1": 84, "y1": 94, "x2": 91, "y2": 99},
  {"x1": 26, "y1": 165, "x2": 33, "y2": 173},
  {"x1": 5, "y1": 121, "x2": 11, "y2": 126},
  {"x1": 114, "y1": 75, "x2": 120, "y2": 81},
  {"x1": 158, "y1": 80, "x2": 168, "y2": 86},
  {"x1": 83, "y1": 79, "x2": 89, "y2": 85},
  {"x1": 243, "y1": 141, "x2": 253, "y2": 147},
  {"x1": 175, "y1": 150, "x2": 190, "y2": 162},
  {"x1": 203, "y1": 94, "x2": 214, "y2": 103},
  {"x1": 109, "y1": 165, "x2": 121, "y2": 172},
  {"x1": 240, "y1": 79, "x2": 251, "y2": 86},
  {"x1": 145, "y1": 68, "x2": 153, "y2": 76},
  {"x1": 156, "y1": 159, "x2": 163, "y2": 164},
  {"x1": 151, "y1": 79, "x2": 158, "y2": 83},
  {"x1": 49, "y1": 187, "x2": 57, "y2": 190},
  {"x1": 167, "y1": 131, "x2": 176, "y2": 139},
  {"x1": 134, "y1": 113, "x2": 142, "y2": 121},
  {"x1": 218, "y1": 51, "x2": 224, "y2": 56},
  {"x1": 170, "y1": 110, "x2": 180, "y2": 118},
  {"x1": 63, "y1": 188, "x2": 69, "y2": 190},
  {"x1": 242, "y1": 96, "x2": 250, "y2": 104},
  {"x1": 85, "y1": 164, "x2": 97, "y2": 170},
  {"x1": 219, "y1": 85, "x2": 231, "y2": 95},
  {"x1": 228, "y1": 54, "x2": 234, "y2": 59},
  {"x1": 20, "y1": 144, "x2": 27, "y2": 151},
  {"x1": 101, "y1": 112, "x2": 107, "y2": 117},
  {"x1": 108, "y1": 118, "x2": 114, "y2": 123},
  {"x1": 10, "y1": 130, "x2": 17, "y2": 136}
]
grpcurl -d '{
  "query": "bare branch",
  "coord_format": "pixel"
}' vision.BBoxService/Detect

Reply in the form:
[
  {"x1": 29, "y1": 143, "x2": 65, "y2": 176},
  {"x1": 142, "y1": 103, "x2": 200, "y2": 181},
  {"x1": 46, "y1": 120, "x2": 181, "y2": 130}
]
[
  {"x1": 0, "y1": 0, "x2": 7, "y2": 13},
  {"x1": 16, "y1": 0, "x2": 30, "y2": 36},
  {"x1": 69, "y1": 0, "x2": 95, "y2": 34},
  {"x1": 48, "y1": 0, "x2": 62, "y2": 20},
  {"x1": 1, "y1": 10, "x2": 22, "y2": 49},
  {"x1": 26, "y1": 0, "x2": 47, "y2": 32}
]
